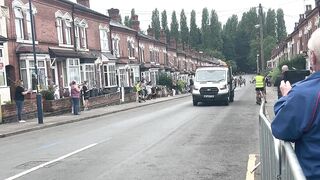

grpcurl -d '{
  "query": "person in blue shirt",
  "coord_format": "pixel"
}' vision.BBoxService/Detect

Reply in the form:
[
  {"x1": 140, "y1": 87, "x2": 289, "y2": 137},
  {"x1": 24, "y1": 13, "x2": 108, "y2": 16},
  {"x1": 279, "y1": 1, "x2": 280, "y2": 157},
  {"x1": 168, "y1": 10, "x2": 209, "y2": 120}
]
[{"x1": 271, "y1": 28, "x2": 320, "y2": 180}]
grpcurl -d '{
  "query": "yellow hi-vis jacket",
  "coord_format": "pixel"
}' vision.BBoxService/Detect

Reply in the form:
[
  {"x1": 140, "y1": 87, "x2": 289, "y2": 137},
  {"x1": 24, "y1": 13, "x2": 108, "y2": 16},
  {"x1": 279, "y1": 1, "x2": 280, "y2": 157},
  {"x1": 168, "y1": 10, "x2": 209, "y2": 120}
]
[
  {"x1": 135, "y1": 83, "x2": 142, "y2": 92},
  {"x1": 255, "y1": 75, "x2": 265, "y2": 88}
]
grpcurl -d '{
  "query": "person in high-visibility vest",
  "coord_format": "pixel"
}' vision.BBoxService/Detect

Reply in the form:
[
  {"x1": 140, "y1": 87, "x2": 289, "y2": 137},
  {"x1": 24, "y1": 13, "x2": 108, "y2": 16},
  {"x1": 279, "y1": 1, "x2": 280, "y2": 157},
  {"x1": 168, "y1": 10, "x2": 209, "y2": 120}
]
[{"x1": 255, "y1": 72, "x2": 266, "y2": 105}]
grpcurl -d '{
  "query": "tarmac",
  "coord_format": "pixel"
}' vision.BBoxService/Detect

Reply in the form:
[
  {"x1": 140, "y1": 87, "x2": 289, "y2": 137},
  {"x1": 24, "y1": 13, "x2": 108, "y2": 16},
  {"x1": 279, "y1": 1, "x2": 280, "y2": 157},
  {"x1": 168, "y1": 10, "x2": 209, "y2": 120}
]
[
  {"x1": 0, "y1": 94, "x2": 190, "y2": 138},
  {"x1": 0, "y1": 86, "x2": 279, "y2": 139}
]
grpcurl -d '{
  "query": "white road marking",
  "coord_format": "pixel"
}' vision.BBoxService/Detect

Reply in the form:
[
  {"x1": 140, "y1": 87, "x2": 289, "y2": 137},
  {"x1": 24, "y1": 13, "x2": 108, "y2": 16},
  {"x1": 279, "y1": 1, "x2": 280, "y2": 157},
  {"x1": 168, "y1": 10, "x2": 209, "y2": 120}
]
[
  {"x1": 5, "y1": 143, "x2": 98, "y2": 180},
  {"x1": 246, "y1": 154, "x2": 258, "y2": 180}
]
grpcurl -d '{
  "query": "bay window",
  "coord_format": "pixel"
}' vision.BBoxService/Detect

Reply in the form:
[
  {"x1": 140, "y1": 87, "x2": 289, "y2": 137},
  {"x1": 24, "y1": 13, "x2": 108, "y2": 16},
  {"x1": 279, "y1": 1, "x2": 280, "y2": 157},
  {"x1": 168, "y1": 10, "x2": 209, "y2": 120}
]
[
  {"x1": 20, "y1": 59, "x2": 47, "y2": 90},
  {"x1": 119, "y1": 69, "x2": 128, "y2": 87},
  {"x1": 103, "y1": 64, "x2": 117, "y2": 87},
  {"x1": 80, "y1": 64, "x2": 95, "y2": 88},
  {"x1": 63, "y1": 58, "x2": 80, "y2": 87}
]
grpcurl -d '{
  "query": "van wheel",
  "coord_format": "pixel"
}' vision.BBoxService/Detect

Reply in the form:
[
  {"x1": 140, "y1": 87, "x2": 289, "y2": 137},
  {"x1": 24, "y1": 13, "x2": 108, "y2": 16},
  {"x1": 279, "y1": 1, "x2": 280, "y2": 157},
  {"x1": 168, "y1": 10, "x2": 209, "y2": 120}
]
[
  {"x1": 224, "y1": 97, "x2": 229, "y2": 106},
  {"x1": 193, "y1": 101, "x2": 198, "y2": 106}
]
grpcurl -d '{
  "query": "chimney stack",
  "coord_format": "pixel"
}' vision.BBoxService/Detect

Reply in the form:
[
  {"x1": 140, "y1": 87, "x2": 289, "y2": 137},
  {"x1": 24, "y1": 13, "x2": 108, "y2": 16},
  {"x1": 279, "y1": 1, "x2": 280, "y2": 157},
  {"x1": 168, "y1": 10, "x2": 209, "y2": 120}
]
[
  {"x1": 131, "y1": 15, "x2": 140, "y2": 32},
  {"x1": 299, "y1": 14, "x2": 305, "y2": 22},
  {"x1": 169, "y1": 38, "x2": 177, "y2": 49},
  {"x1": 108, "y1": 8, "x2": 121, "y2": 23},
  {"x1": 160, "y1": 29, "x2": 167, "y2": 44},
  {"x1": 147, "y1": 26, "x2": 154, "y2": 37},
  {"x1": 77, "y1": 0, "x2": 90, "y2": 8},
  {"x1": 305, "y1": 5, "x2": 312, "y2": 15}
]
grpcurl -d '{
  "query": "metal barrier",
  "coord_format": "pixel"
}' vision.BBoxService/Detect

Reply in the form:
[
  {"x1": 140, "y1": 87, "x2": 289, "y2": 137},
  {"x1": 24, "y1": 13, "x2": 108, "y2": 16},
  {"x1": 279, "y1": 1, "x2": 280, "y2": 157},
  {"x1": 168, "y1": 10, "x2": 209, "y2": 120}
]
[{"x1": 259, "y1": 101, "x2": 306, "y2": 180}]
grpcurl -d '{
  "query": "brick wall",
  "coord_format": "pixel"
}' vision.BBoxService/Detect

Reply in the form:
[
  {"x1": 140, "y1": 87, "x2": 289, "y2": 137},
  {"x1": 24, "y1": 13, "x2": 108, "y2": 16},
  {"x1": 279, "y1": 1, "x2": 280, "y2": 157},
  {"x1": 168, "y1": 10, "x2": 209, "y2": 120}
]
[
  {"x1": 88, "y1": 92, "x2": 121, "y2": 109},
  {"x1": 2, "y1": 100, "x2": 38, "y2": 123}
]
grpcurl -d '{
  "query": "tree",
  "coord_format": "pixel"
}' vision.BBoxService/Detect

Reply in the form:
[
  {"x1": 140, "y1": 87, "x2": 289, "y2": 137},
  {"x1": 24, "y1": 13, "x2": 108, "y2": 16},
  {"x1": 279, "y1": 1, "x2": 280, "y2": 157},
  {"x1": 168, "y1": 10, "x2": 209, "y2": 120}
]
[
  {"x1": 209, "y1": 10, "x2": 222, "y2": 51},
  {"x1": 124, "y1": 9, "x2": 136, "y2": 27},
  {"x1": 124, "y1": 16, "x2": 130, "y2": 27},
  {"x1": 263, "y1": 35, "x2": 277, "y2": 65},
  {"x1": 151, "y1": 8, "x2": 161, "y2": 40},
  {"x1": 265, "y1": 9, "x2": 277, "y2": 38},
  {"x1": 276, "y1": 9, "x2": 287, "y2": 42},
  {"x1": 180, "y1": 9, "x2": 189, "y2": 49},
  {"x1": 170, "y1": 11, "x2": 179, "y2": 42},
  {"x1": 161, "y1": 10, "x2": 170, "y2": 43},
  {"x1": 222, "y1": 15, "x2": 238, "y2": 62},
  {"x1": 201, "y1": 8, "x2": 210, "y2": 49},
  {"x1": 235, "y1": 8, "x2": 259, "y2": 72},
  {"x1": 190, "y1": 10, "x2": 199, "y2": 48}
]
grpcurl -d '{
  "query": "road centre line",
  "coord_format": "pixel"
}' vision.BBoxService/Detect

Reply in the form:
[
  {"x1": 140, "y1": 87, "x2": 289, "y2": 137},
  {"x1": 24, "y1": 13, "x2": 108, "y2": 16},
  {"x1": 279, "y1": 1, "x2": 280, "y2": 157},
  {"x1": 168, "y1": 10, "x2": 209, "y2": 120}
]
[{"x1": 5, "y1": 143, "x2": 98, "y2": 180}]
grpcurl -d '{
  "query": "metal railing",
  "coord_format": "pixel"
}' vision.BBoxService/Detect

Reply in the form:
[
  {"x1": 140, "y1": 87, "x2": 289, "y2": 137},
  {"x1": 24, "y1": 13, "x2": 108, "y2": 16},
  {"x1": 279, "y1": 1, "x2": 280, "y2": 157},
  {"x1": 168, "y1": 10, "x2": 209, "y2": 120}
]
[{"x1": 259, "y1": 101, "x2": 306, "y2": 180}]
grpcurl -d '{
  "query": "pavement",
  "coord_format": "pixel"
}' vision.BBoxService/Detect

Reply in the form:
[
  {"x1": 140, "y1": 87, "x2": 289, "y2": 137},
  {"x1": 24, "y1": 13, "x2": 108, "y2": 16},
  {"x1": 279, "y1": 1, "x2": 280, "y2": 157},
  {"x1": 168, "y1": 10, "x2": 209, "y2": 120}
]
[
  {"x1": 265, "y1": 85, "x2": 278, "y2": 121},
  {"x1": 0, "y1": 94, "x2": 190, "y2": 138}
]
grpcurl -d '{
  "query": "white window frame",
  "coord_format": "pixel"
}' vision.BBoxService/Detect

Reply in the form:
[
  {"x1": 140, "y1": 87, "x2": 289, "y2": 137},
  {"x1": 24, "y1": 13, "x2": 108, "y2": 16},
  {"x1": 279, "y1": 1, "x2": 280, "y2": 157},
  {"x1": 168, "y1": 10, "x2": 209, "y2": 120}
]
[
  {"x1": 0, "y1": 47, "x2": 6, "y2": 87},
  {"x1": 26, "y1": 12, "x2": 32, "y2": 40},
  {"x1": 63, "y1": 58, "x2": 80, "y2": 87},
  {"x1": 20, "y1": 59, "x2": 47, "y2": 91},
  {"x1": 103, "y1": 64, "x2": 117, "y2": 87},
  {"x1": 112, "y1": 38, "x2": 120, "y2": 57},
  {"x1": 56, "y1": 18, "x2": 63, "y2": 44},
  {"x1": 80, "y1": 63, "x2": 95, "y2": 88},
  {"x1": 64, "y1": 19, "x2": 72, "y2": 45},
  {"x1": 99, "y1": 25, "x2": 109, "y2": 52},
  {"x1": 14, "y1": 7, "x2": 24, "y2": 40},
  {"x1": 80, "y1": 26, "x2": 87, "y2": 49},
  {"x1": 118, "y1": 68, "x2": 128, "y2": 87}
]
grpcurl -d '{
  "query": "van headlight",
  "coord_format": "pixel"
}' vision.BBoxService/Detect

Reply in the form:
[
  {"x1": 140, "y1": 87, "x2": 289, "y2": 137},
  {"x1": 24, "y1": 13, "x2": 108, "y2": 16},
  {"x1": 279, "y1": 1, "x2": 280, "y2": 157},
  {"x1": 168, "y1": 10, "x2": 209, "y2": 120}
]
[
  {"x1": 193, "y1": 86, "x2": 199, "y2": 90},
  {"x1": 220, "y1": 84, "x2": 227, "y2": 90}
]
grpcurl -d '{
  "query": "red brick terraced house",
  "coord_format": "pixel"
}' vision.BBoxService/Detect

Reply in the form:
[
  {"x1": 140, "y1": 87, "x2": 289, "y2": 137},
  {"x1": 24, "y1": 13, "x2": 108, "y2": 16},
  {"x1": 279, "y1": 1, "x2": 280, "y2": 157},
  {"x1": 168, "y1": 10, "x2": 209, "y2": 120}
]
[
  {"x1": 2, "y1": 0, "x2": 221, "y2": 104},
  {"x1": 0, "y1": 1, "x2": 10, "y2": 103},
  {"x1": 269, "y1": 4, "x2": 319, "y2": 70},
  {"x1": 108, "y1": 8, "x2": 140, "y2": 88},
  {"x1": 5, "y1": 0, "x2": 113, "y2": 99}
]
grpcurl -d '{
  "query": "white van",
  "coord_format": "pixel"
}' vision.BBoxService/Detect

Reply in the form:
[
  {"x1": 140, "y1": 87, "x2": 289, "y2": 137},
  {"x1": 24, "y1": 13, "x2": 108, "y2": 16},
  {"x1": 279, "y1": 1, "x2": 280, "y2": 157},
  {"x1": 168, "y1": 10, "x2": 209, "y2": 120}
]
[{"x1": 192, "y1": 66, "x2": 235, "y2": 106}]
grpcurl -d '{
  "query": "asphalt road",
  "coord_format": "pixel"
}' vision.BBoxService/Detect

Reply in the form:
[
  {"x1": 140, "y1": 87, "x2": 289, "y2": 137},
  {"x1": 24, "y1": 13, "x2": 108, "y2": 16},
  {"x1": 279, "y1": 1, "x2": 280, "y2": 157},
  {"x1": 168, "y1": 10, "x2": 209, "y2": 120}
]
[{"x1": 1, "y1": 76, "x2": 260, "y2": 180}]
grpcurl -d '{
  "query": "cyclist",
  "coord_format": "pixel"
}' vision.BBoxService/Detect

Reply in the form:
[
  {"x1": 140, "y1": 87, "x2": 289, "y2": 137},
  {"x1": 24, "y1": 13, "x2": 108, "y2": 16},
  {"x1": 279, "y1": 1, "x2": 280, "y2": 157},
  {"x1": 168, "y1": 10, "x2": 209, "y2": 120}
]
[{"x1": 255, "y1": 72, "x2": 266, "y2": 105}]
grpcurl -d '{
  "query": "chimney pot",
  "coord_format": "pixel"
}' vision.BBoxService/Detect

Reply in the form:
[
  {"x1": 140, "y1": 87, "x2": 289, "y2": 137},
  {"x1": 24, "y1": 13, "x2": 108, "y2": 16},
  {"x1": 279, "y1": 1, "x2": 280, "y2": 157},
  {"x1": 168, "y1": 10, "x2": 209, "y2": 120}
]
[
  {"x1": 77, "y1": 0, "x2": 90, "y2": 8},
  {"x1": 108, "y1": 8, "x2": 121, "y2": 23}
]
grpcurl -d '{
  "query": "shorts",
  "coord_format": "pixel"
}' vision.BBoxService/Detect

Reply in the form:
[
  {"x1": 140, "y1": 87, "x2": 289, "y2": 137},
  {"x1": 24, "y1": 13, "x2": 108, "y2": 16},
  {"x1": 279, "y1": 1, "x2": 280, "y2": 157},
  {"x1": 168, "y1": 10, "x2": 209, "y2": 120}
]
[{"x1": 255, "y1": 87, "x2": 265, "y2": 92}]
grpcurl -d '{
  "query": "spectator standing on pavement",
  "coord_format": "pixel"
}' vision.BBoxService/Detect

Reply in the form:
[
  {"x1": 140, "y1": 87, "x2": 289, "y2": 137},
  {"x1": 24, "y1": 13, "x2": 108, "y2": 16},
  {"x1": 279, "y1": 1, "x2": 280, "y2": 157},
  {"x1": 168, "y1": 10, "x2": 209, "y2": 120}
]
[
  {"x1": 81, "y1": 81, "x2": 90, "y2": 110},
  {"x1": 14, "y1": 80, "x2": 31, "y2": 122},
  {"x1": 274, "y1": 65, "x2": 289, "y2": 99},
  {"x1": 70, "y1": 80, "x2": 81, "y2": 115},
  {"x1": 271, "y1": 28, "x2": 320, "y2": 180}
]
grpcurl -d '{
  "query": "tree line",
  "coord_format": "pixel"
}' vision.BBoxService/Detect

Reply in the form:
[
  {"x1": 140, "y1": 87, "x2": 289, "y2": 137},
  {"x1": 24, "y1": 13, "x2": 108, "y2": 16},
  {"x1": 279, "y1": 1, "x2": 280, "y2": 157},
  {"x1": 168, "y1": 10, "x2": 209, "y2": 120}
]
[{"x1": 122, "y1": 7, "x2": 287, "y2": 73}]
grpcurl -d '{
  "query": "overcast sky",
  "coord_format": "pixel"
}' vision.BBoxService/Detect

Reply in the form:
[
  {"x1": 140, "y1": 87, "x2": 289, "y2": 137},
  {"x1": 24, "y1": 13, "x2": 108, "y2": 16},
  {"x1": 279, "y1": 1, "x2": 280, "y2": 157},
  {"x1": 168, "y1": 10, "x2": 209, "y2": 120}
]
[{"x1": 72, "y1": 0, "x2": 316, "y2": 34}]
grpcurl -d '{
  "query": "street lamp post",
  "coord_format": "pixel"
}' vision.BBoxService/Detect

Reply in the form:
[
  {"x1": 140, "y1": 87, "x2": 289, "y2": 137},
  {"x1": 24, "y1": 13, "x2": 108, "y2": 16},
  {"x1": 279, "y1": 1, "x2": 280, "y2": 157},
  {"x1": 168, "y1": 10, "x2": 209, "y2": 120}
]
[
  {"x1": 258, "y1": 3, "x2": 265, "y2": 72},
  {"x1": 28, "y1": 0, "x2": 43, "y2": 124},
  {"x1": 256, "y1": 54, "x2": 260, "y2": 73}
]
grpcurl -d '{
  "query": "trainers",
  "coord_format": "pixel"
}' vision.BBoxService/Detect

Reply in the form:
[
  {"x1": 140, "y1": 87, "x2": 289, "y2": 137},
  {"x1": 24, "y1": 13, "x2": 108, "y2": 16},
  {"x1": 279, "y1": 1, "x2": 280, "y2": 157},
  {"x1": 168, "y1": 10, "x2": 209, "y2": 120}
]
[{"x1": 19, "y1": 120, "x2": 26, "y2": 123}]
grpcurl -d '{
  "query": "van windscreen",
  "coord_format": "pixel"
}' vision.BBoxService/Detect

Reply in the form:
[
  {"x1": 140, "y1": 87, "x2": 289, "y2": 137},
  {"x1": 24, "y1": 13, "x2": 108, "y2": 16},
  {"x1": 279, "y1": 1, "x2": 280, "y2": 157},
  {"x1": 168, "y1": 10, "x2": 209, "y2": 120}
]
[{"x1": 196, "y1": 70, "x2": 226, "y2": 82}]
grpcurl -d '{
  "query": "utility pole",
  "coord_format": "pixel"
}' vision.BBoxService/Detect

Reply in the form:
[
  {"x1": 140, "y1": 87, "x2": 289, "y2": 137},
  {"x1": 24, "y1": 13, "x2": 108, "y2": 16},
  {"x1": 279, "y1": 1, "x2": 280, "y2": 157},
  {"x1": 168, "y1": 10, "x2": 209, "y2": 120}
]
[
  {"x1": 317, "y1": 0, "x2": 320, "y2": 27},
  {"x1": 259, "y1": 3, "x2": 265, "y2": 73},
  {"x1": 28, "y1": 0, "x2": 43, "y2": 124}
]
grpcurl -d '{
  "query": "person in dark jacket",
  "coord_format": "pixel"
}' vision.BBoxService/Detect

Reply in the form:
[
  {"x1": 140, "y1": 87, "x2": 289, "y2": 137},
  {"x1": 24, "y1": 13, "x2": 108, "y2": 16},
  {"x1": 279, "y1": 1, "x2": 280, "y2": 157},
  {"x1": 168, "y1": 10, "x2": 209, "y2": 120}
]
[
  {"x1": 14, "y1": 80, "x2": 31, "y2": 122},
  {"x1": 81, "y1": 81, "x2": 90, "y2": 110},
  {"x1": 274, "y1": 65, "x2": 289, "y2": 99},
  {"x1": 271, "y1": 28, "x2": 320, "y2": 180}
]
